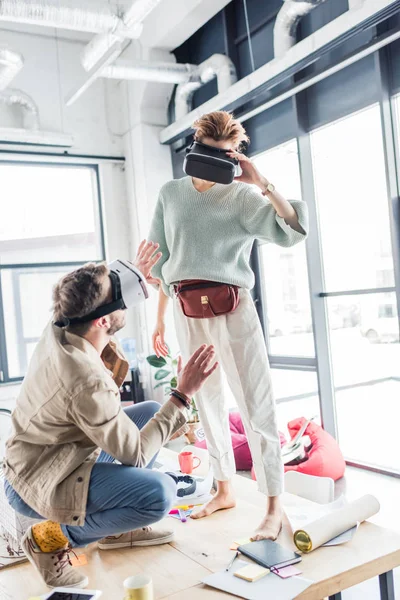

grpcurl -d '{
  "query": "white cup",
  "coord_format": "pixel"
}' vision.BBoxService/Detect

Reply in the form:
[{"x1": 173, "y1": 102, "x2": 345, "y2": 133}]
[{"x1": 123, "y1": 575, "x2": 154, "y2": 600}]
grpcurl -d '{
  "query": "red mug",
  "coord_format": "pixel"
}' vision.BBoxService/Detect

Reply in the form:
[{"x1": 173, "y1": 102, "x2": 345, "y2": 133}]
[{"x1": 178, "y1": 451, "x2": 201, "y2": 475}]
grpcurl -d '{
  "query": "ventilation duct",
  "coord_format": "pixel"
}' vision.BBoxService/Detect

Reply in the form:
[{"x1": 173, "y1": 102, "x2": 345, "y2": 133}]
[
  {"x1": 273, "y1": 0, "x2": 327, "y2": 58},
  {"x1": 0, "y1": 88, "x2": 39, "y2": 129},
  {"x1": 0, "y1": 47, "x2": 23, "y2": 91},
  {"x1": 0, "y1": 45, "x2": 73, "y2": 147},
  {"x1": 100, "y1": 53, "x2": 237, "y2": 119},
  {"x1": 0, "y1": 0, "x2": 139, "y2": 38},
  {"x1": 80, "y1": 0, "x2": 162, "y2": 72},
  {"x1": 102, "y1": 60, "x2": 197, "y2": 84},
  {"x1": 175, "y1": 54, "x2": 237, "y2": 119}
]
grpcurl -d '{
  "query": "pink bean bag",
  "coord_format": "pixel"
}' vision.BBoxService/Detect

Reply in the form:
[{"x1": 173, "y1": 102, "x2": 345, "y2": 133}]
[
  {"x1": 284, "y1": 417, "x2": 345, "y2": 480},
  {"x1": 251, "y1": 417, "x2": 345, "y2": 481},
  {"x1": 195, "y1": 412, "x2": 286, "y2": 471}
]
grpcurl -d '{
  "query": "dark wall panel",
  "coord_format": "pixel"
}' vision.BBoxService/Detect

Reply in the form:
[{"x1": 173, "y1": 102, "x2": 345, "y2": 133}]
[
  {"x1": 237, "y1": 19, "x2": 275, "y2": 77},
  {"x1": 245, "y1": 98, "x2": 297, "y2": 156},
  {"x1": 234, "y1": 0, "x2": 281, "y2": 40},
  {"x1": 300, "y1": 0, "x2": 348, "y2": 40},
  {"x1": 390, "y1": 38, "x2": 400, "y2": 95},
  {"x1": 306, "y1": 55, "x2": 378, "y2": 131}
]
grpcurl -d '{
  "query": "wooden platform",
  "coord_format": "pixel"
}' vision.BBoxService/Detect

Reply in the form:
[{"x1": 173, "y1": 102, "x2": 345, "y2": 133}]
[{"x1": 1, "y1": 474, "x2": 400, "y2": 600}]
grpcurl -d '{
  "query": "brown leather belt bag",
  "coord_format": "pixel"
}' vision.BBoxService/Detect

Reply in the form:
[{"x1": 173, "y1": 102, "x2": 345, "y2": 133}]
[{"x1": 175, "y1": 279, "x2": 240, "y2": 319}]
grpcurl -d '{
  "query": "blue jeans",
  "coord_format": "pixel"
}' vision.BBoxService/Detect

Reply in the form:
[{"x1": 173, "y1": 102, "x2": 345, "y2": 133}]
[{"x1": 5, "y1": 401, "x2": 177, "y2": 547}]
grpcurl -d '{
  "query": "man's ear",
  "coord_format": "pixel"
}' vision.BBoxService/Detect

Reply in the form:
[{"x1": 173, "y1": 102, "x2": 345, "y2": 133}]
[{"x1": 93, "y1": 315, "x2": 111, "y2": 330}]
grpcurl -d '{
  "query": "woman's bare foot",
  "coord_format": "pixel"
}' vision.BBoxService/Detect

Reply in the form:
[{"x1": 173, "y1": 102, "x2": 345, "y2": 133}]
[
  {"x1": 191, "y1": 481, "x2": 236, "y2": 519},
  {"x1": 251, "y1": 496, "x2": 283, "y2": 541}
]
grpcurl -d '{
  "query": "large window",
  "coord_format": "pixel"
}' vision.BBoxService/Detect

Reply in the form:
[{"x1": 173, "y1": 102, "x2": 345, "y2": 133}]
[
  {"x1": 310, "y1": 106, "x2": 399, "y2": 473},
  {"x1": 0, "y1": 162, "x2": 104, "y2": 381},
  {"x1": 252, "y1": 141, "x2": 318, "y2": 431},
  {"x1": 254, "y1": 141, "x2": 314, "y2": 358}
]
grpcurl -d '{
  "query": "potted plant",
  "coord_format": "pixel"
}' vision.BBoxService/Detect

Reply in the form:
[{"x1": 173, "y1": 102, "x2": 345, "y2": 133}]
[{"x1": 146, "y1": 351, "x2": 201, "y2": 444}]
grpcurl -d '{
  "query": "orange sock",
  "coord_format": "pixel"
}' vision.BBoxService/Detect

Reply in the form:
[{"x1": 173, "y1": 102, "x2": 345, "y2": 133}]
[{"x1": 32, "y1": 521, "x2": 68, "y2": 553}]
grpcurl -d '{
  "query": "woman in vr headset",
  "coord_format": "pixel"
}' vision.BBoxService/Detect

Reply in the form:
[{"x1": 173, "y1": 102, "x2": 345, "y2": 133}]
[{"x1": 148, "y1": 111, "x2": 308, "y2": 541}]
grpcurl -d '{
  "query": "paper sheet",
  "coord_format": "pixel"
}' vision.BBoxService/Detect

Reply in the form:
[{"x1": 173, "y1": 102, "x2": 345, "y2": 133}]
[
  {"x1": 282, "y1": 494, "x2": 358, "y2": 546},
  {"x1": 203, "y1": 560, "x2": 313, "y2": 600}
]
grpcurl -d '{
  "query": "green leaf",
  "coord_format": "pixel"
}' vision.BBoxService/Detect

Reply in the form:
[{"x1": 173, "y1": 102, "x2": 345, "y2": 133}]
[
  {"x1": 154, "y1": 381, "x2": 171, "y2": 389},
  {"x1": 164, "y1": 387, "x2": 172, "y2": 395},
  {"x1": 170, "y1": 376, "x2": 178, "y2": 389},
  {"x1": 154, "y1": 369, "x2": 171, "y2": 381},
  {"x1": 172, "y1": 359, "x2": 178, "y2": 367},
  {"x1": 147, "y1": 355, "x2": 167, "y2": 368}
]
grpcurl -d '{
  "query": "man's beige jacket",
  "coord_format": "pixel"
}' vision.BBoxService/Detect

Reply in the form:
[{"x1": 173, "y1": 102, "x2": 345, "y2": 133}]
[{"x1": 4, "y1": 323, "x2": 186, "y2": 525}]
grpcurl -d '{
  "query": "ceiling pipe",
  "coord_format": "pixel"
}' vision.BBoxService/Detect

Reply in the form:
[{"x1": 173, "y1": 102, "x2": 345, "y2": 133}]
[
  {"x1": 102, "y1": 60, "x2": 197, "y2": 84},
  {"x1": 273, "y1": 0, "x2": 328, "y2": 59},
  {"x1": 175, "y1": 54, "x2": 237, "y2": 119},
  {"x1": 0, "y1": 47, "x2": 24, "y2": 91},
  {"x1": 80, "y1": 0, "x2": 162, "y2": 72},
  {"x1": 0, "y1": 0, "x2": 142, "y2": 38},
  {"x1": 0, "y1": 88, "x2": 39, "y2": 129}
]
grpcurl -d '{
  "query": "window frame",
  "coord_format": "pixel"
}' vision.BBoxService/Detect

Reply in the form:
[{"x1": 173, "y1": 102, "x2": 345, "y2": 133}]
[{"x1": 0, "y1": 160, "x2": 106, "y2": 384}]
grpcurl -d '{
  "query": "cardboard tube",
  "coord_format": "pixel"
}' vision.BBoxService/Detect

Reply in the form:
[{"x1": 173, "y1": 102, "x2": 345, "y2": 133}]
[
  {"x1": 294, "y1": 494, "x2": 380, "y2": 553},
  {"x1": 124, "y1": 575, "x2": 154, "y2": 600}
]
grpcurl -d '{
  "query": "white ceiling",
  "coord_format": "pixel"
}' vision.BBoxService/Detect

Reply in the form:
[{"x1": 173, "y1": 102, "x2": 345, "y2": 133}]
[{"x1": 0, "y1": 0, "x2": 232, "y2": 48}]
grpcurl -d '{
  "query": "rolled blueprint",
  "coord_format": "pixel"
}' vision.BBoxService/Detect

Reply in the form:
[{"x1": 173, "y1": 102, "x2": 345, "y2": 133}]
[{"x1": 293, "y1": 494, "x2": 380, "y2": 553}]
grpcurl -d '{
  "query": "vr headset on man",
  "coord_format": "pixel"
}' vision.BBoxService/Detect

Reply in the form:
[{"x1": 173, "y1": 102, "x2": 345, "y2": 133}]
[
  {"x1": 183, "y1": 140, "x2": 240, "y2": 185},
  {"x1": 55, "y1": 260, "x2": 148, "y2": 327}
]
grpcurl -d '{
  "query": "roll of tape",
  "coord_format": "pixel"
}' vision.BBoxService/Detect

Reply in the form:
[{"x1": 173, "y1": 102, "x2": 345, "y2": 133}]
[{"x1": 124, "y1": 575, "x2": 153, "y2": 600}]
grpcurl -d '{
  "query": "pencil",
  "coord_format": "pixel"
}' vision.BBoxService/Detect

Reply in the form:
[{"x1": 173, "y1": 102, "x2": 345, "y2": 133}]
[{"x1": 226, "y1": 551, "x2": 239, "y2": 571}]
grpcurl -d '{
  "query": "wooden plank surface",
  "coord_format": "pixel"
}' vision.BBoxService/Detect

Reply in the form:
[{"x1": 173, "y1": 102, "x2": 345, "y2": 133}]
[
  {"x1": 2, "y1": 473, "x2": 400, "y2": 600},
  {"x1": 0, "y1": 539, "x2": 210, "y2": 600}
]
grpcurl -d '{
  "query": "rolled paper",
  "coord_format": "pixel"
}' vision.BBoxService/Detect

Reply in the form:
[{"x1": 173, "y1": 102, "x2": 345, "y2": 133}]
[
  {"x1": 124, "y1": 574, "x2": 154, "y2": 600},
  {"x1": 293, "y1": 494, "x2": 380, "y2": 553}
]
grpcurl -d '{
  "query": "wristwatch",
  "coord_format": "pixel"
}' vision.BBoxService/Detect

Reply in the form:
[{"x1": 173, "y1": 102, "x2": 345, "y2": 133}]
[{"x1": 262, "y1": 182, "x2": 275, "y2": 196}]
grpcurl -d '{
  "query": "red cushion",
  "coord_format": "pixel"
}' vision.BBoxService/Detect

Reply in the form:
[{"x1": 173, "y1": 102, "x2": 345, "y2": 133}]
[
  {"x1": 284, "y1": 417, "x2": 345, "y2": 481},
  {"x1": 252, "y1": 418, "x2": 345, "y2": 482},
  {"x1": 195, "y1": 412, "x2": 286, "y2": 471}
]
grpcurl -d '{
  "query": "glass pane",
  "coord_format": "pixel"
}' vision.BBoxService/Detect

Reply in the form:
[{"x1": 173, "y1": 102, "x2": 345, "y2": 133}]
[
  {"x1": 327, "y1": 292, "x2": 399, "y2": 472},
  {"x1": 271, "y1": 369, "x2": 321, "y2": 439},
  {"x1": 2, "y1": 266, "x2": 70, "y2": 378},
  {"x1": 254, "y1": 140, "x2": 314, "y2": 357},
  {"x1": 0, "y1": 164, "x2": 102, "y2": 264},
  {"x1": 311, "y1": 105, "x2": 395, "y2": 291}
]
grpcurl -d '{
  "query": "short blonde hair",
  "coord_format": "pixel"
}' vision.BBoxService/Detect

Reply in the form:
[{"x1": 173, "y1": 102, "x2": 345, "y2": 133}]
[{"x1": 192, "y1": 111, "x2": 249, "y2": 150}]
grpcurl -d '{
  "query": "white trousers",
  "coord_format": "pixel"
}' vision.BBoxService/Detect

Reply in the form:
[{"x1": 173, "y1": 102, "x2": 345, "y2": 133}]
[{"x1": 173, "y1": 289, "x2": 283, "y2": 497}]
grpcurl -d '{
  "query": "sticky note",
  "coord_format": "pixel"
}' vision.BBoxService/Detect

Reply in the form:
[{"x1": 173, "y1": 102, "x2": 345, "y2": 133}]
[
  {"x1": 70, "y1": 553, "x2": 88, "y2": 567},
  {"x1": 272, "y1": 565, "x2": 302, "y2": 578},
  {"x1": 234, "y1": 563, "x2": 269, "y2": 582},
  {"x1": 234, "y1": 537, "x2": 252, "y2": 546},
  {"x1": 230, "y1": 543, "x2": 239, "y2": 551}
]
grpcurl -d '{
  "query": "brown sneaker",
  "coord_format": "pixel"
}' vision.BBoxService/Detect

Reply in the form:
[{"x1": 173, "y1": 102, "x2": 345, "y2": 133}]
[
  {"x1": 21, "y1": 526, "x2": 88, "y2": 588},
  {"x1": 98, "y1": 525, "x2": 174, "y2": 550}
]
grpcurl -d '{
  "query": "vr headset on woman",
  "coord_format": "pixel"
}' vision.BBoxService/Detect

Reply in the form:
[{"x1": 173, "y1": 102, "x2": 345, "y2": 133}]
[{"x1": 183, "y1": 140, "x2": 239, "y2": 185}]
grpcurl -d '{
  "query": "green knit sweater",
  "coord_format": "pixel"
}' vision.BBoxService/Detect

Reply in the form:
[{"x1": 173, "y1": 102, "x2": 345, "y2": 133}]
[{"x1": 148, "y1": 176, "x2": 309, "y2": 297}]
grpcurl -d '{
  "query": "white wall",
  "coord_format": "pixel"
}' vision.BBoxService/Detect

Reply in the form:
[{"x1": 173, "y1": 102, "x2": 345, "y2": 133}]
[{"x1": 0, "y1": 29, "x2": 124, "y2": 156}]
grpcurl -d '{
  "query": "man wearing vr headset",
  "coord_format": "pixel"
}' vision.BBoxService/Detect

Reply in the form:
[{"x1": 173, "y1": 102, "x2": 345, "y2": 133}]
[
  {"x1": 3, "y1": 241, "x2": 218, "y2": 589},
  {"x1": 149, "y1": 111, "x2": 309, "y2": 542}
]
